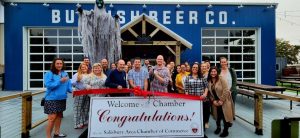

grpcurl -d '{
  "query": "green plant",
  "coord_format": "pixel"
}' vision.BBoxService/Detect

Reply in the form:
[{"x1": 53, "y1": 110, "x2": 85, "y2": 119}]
[{"x1": 276, "y1": 39, "x2": 300, "y2": 64}]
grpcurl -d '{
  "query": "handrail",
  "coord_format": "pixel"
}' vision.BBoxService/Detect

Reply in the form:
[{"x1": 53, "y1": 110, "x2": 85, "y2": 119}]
[
  {"x1": 0, "y1": 92, "x2": 24, "y2": 102},
  {"x1": 0, "y1": 91, "x2": 46, "y2": 101},
  {"x1": 254, "y1": 89, "x2": 300, "y2": 102},
  {"x1": 0, "y1": 91, "x2": 46, "y2": 138},
  {"x1": 237, "y1": 86, "x2": 300, "y2": 135},
  {"x1": 32, "y1": 90, "x2": 45, "y2": 96}
]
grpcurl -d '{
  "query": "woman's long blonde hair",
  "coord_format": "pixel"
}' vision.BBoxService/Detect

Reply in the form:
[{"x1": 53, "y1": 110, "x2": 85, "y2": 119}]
[
  {"x1": 77, "y1": 62, "x2": 89, "y2": 81},
  {"x1": 91, "y1": 63, "x2": 106, "y2": 78}
]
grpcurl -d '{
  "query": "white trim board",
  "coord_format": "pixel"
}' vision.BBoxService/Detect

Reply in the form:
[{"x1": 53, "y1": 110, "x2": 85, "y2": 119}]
[
  {"x1": 0, "y1": 3, "x2": 4, "y2": 23},
  {"x1": 121, "y1": 13, "x2": 193, "y2": 49},
  {"x1": 23, "y1": 27, "x2": 28, "y2": 91},
  {"x1": 3, "y1": 0, "x2": 278, "y2": 6},
  {"x1": 257, "y1": 28, "x2": 261, "y2": 84}
]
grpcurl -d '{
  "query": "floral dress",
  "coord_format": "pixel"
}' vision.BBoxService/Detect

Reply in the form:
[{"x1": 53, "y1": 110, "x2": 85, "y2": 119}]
[{"x1": 89, "y1": 74, "x2": 107, "y2": 97}]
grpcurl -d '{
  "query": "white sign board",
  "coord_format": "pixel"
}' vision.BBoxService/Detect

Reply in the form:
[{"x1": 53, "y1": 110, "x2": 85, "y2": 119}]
[
  {"x1": 0, "y1": 3, "x2": 3, "y2": 23},
  {"x1": 88, "y1": 97, "x2": 203, "y2": 138}
]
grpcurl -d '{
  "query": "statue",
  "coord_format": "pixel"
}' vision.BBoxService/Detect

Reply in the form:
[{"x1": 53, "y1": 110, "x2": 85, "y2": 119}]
[{"x1": 77, "y1": 0, "x2": 121, "y2": 65}]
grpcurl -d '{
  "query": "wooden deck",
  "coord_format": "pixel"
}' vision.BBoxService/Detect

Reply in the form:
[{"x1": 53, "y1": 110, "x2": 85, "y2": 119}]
[{"x1": 1, "y1": 91, "x2": 300, "y2": 138}]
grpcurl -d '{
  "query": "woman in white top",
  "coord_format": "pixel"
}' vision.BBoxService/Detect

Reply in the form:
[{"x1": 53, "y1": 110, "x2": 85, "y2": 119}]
[
  {"x1": 201, "y1": 63, "x2": 209, "y2": 79},
  {"x1": 89, "y1": 63, "x2": 107, "y2": 96},
  {"x1": 219, "y1": 57, "x2": 237, "y2": 103},
  {"x1": 71, "y1": 63, "x2": 91, "y2": 129}
]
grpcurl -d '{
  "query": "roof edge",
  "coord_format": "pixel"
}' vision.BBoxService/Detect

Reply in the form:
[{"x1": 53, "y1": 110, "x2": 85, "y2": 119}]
[
  {"x1": 120, "y1": 13, "x2": 192, "y2": 49},
  {"x1": 3, "y1": 0, "x2": 278, "y2": 6}
]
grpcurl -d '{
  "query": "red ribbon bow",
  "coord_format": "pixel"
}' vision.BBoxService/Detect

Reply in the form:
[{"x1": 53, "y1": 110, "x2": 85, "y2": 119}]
[{"x1": 133, "y1": 86, "x2": 148, "y2": 98}]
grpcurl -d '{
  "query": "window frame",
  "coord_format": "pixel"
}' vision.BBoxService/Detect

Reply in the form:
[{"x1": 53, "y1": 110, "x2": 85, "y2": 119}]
[
  {"x1": 201, "y1": 28, "x2": 258, "y2": 83},
  {"x1": 27, "y1": 28, "x2": 84, "y2": 90}
]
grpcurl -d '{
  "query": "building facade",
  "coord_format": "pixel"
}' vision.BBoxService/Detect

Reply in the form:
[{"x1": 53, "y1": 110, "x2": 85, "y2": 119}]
[{"x1": 3, "y1": 1, "x2": 276, "y2": 90}]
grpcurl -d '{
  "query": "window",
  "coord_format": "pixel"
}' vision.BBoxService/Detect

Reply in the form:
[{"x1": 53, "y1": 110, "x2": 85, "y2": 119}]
[
  {"x1": 28, "y1": 28, "x2": 84, "y2": 89},
  {"x1": 202, "y1": 29, "x2": 257, "y2": 82}
]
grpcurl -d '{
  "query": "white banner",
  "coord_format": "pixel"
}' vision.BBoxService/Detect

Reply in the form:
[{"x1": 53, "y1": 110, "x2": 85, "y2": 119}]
[{"x1": 88, "y1": 97, "x2": 203, "y2": 138}]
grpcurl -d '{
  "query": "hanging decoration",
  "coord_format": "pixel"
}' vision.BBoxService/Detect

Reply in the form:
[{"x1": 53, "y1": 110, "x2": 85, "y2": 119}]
[{"x1": 77, "y1": 0, "x2": 121, "y2": 64}]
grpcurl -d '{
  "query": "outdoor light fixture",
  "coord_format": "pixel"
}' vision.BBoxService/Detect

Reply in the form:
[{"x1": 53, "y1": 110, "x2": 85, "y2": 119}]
[
  {"x1": 238, "y1": 4, "x2": 244, "y2": 8},
  {"x1": 109, "y1": 3, "x2": 114, "y2": 8},
  {"x1": 207, "y1": 4, "x2": 212, "y2": 8},
  {"x1": 43, "y1": 3, "x2": 49, "y2": 7},
  {"x1": 142, "y1": 4, "x2": 147, "y2": 9},
  {"x1": 176, "y1": 4, "x2": 181, "y2": 8},
  {"x1": 76, "y1": 3, "x2": 81, "y2": 8},
  {"x1": 10, "y1": 2, "x2": 17, "y2": 6}
]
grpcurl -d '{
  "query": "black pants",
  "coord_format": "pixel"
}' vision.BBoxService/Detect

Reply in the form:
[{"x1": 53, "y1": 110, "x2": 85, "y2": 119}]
[
  {"x1": 216, "y1": 106, "x2": 231, "y2": 129},
  {"x1": 232, "y1": 91, "x2": 237, "y2": 104},
  {"x1": 203, "y1": 101, "x2": 210, "y2": 124}
]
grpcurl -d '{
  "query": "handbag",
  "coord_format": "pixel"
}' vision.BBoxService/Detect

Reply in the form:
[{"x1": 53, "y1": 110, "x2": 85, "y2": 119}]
[
  {"x1": 41, "y1": 98, "x2": 45, "y2": 106},
  {"x1": 41, "y1": 91, "x2": 50, "y2": 106}
]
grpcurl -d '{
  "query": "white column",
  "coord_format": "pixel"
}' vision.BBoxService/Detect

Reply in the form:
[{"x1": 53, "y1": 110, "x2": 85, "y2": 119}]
[
  {"x1": 0, "y1": 24, "x2": 4, "y2": 67},
  {"x1": 0, "y1": 3, "x2": 4, "y2": 67}
]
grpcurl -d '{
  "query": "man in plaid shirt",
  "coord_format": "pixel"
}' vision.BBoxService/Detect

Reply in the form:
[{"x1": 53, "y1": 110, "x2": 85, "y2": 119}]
[
  {"x1": 149, "y1": 55, "x2": 170, "y2": 92},
  {"x1": 128, "y1": 57, "x2": 149, "y2": 91}
]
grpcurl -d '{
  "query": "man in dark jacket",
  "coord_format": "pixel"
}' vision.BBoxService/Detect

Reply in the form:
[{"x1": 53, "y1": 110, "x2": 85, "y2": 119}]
[{"x1": 105, "y1": 59, "x2": 129, "y2": 96}]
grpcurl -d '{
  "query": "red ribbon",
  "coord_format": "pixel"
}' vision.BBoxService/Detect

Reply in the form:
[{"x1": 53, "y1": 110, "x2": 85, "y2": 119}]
[{"x1": 73, "y1": 87, "x2": 205, "y2": 101}]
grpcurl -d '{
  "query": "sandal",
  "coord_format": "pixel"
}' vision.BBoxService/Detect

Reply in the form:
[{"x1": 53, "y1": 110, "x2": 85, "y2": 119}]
[
  {"x1": 74, "y1": 124, "x2": 84, "y2": 129},
  {"x1": 53, "y1": 133, "x2": 67, "y2": 137}
]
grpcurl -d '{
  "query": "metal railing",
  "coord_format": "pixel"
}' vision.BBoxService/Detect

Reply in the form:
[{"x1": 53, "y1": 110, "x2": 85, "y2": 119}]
[
  {"x1": 0, "y1": 91, "x2": 46, "y2": 138},
  {"x1": 236, "y1": 87, "x2": 300, "y2": 135}
]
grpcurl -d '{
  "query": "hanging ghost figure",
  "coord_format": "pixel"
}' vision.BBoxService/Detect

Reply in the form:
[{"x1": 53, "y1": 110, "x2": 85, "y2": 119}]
[{"x1": 77, "y1": 0, "x2": 121, "y2": 65}]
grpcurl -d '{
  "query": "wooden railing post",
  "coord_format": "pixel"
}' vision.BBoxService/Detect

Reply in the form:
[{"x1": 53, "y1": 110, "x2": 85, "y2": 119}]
[
  {"x1": 21, "y1": 92, "x2": 32, "y2": 138},
  {"x1": 254, "y1": 91, "x2": 263, "y2": 135}
]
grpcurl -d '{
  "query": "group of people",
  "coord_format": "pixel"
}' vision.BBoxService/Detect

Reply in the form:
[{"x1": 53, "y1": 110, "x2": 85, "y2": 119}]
[
  {"x1": 165, "y1": 57, "x2": 237, "y2": 138},
  {"x1": 43, "y1": 55, "x2": 237, "y2": 138}
]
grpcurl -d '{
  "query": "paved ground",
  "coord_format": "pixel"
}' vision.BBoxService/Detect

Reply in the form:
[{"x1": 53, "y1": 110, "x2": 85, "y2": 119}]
[{"x1": 0, "y1": 91, "x2": 300, "y2": 138}]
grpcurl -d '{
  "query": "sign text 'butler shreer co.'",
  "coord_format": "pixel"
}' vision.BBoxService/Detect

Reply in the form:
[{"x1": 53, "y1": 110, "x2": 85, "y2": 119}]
[
  {"x1": 88, "y1": 97, "x2": 203, "y2": 138},
  {"x1": 52, "y1": 9, "x2": 230, "y2": 25}
]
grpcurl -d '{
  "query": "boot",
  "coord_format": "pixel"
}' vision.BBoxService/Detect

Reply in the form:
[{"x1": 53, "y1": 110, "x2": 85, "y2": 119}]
[
  {"x1": 219, "y1": 127, "x2": 229, "y2": 137},
  {"x1": 214, "y1": 127, "x2": 221, "y2": 134}
]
